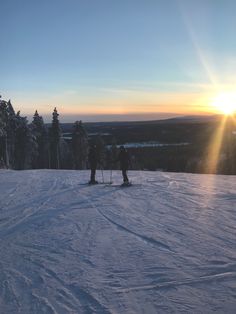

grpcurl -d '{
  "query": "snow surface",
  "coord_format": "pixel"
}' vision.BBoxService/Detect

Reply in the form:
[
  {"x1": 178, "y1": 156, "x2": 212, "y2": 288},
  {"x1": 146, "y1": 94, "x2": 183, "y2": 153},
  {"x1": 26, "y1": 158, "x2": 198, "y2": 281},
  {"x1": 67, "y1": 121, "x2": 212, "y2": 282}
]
[{"x1": 0, "y1": 169, "x2": 236, "y2": 314}]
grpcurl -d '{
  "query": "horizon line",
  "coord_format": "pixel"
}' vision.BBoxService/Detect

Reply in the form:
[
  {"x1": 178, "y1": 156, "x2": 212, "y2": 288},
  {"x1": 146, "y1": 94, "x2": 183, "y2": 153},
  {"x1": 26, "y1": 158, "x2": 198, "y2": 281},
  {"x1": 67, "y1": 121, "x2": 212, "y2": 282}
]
[{"x1": 41, "y1": 112, "x2": 219, "y2": 124}]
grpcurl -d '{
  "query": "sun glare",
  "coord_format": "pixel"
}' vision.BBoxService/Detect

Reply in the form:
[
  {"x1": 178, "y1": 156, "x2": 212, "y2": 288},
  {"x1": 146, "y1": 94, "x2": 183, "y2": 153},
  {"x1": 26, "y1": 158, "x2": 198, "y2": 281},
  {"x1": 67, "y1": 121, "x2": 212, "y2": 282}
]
[{"x1": 211, "y1": 91, "x2": 236, "y2": 115}]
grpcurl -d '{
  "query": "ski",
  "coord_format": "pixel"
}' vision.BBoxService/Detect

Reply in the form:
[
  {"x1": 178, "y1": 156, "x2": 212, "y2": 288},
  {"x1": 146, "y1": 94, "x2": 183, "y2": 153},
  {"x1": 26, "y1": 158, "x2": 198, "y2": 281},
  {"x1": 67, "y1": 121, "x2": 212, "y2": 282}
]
[
  {"x1": 104, "y1": 182, "x2": 142, "y2": 188},
  {"x1": 120, "y1": 182, "x2": 132, "y2": 187},
  {"x1": 78, "y1": 181, "x2": 113, "y2": 186}
]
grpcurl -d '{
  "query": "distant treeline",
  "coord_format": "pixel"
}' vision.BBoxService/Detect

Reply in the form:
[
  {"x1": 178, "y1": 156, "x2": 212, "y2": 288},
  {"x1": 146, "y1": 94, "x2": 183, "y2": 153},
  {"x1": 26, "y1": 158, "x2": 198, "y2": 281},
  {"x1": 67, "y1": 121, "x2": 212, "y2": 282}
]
[{"x1": 0, "y1": 97, "x2": 235, "y2": 174}]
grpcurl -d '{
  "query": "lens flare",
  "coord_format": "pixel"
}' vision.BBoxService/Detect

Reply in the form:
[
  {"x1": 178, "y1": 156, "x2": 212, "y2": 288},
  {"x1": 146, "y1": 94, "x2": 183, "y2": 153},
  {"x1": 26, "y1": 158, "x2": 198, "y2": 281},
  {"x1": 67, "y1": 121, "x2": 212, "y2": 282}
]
[
  {"x1": 211, "y1": 91, "x2": 236, "y2": 115},
  {"x1": 204, "y1": 116, "x2": 227, "y2": 174}
]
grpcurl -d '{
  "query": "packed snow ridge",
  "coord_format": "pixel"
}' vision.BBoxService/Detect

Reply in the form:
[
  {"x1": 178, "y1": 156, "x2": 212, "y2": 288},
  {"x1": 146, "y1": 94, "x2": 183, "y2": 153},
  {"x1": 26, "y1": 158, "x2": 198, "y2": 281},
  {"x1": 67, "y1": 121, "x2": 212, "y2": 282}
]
[{"x1": 0, "y1": 170, "x2": 236, "y2": 314}]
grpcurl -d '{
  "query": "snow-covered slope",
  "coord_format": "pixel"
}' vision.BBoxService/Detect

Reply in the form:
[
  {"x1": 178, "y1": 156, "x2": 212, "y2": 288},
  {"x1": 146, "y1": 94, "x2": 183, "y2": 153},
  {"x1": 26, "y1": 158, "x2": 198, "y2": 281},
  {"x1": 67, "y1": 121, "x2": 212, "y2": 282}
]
[{"x1": 0, "y1": 170, "x2": 235, "y2": 314}]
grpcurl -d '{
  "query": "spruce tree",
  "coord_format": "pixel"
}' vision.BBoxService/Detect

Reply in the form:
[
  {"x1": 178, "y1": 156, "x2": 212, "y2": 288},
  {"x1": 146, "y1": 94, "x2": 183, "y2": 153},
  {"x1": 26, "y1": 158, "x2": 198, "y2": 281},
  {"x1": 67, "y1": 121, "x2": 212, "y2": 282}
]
[
  {"x1": 0, "y1": 99, "x2": 8, "y2": 167},
  {"x1": 49, "y1": 107, "x2": 61, "y2": 169},
  {"x1": 6, "y1": 100, "x2": 18, "y2": 168},
  {"x1": 31, "y1": 110, "x2": 48, "y2": 168},
  {"x1": 14, "y1": 111, "x2": 36, "y2": 169},
  {"x1": 71, "y1": 120, "x2": 88, "y2": 169},
  {"x1": 0, "y1": 99, "x2": 18, "y2": 168}
]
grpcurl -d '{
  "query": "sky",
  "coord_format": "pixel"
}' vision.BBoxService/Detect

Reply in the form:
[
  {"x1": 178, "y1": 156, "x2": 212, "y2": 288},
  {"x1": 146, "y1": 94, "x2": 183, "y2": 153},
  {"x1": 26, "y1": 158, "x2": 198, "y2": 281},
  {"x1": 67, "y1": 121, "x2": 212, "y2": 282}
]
[{"x1": 1, "y1": 0, "x2": 236, "y2": 122}]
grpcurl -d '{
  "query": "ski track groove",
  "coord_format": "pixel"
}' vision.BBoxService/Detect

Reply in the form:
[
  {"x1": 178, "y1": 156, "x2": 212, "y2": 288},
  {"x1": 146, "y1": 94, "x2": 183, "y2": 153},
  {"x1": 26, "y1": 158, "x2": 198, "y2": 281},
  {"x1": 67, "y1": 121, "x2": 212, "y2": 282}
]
[
  {"x1": 77, "y1": 186, "x2": 174, "y2": 252},
  {"x1": 30, "y1": 260, "x2": 112, "y2": 314},
  {"x1": 117, "y1": 271, "x2": 236, "y2": 293},
  {"x1": 0, "y1": 185, "x2": 116, "y2": 240},
  {"x1": 96, "y1": 208, "x2": 173, "y2": 252}
]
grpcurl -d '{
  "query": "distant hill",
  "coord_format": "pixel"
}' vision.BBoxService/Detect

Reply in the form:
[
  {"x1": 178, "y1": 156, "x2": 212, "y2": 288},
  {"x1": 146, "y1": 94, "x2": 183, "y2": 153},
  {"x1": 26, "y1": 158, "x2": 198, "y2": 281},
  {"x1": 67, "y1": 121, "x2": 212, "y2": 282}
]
[{"x1": 57, "y1": 114, "x2": 222, "y2": 132}]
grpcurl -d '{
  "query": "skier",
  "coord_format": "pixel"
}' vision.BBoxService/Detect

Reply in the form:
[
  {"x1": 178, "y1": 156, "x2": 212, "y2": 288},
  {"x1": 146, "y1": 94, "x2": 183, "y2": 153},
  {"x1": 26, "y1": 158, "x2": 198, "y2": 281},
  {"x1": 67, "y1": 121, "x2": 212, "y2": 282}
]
[
  {"x1": 118, "y1": 146, "x2": 130, "y2": 185},
  {"x1": 88, "y1": 143, "x2": 98, "y2": 184}
]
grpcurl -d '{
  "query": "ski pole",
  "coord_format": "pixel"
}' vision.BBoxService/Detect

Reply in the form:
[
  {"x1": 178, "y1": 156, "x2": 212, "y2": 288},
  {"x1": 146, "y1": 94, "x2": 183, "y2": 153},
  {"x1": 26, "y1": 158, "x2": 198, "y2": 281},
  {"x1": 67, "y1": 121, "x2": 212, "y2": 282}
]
[{"x1": 110, "y1": 168, "x2": 113, "y2": 184}]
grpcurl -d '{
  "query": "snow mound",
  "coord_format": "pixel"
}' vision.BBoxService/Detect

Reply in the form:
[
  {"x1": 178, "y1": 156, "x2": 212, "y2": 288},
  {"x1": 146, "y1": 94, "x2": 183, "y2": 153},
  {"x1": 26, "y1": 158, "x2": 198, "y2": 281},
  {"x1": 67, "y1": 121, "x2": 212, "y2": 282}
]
[{"x1": 0, "y1": 170, "x2": 236, "y2": 313}]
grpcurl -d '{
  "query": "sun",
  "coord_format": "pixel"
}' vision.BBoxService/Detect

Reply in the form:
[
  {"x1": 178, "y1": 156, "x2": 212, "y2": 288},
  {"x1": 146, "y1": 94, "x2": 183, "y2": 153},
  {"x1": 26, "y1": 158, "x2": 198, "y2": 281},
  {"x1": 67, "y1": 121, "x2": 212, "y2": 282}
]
[{"x1": 211, "y1": 91, "x2": 236, "y2": 115}]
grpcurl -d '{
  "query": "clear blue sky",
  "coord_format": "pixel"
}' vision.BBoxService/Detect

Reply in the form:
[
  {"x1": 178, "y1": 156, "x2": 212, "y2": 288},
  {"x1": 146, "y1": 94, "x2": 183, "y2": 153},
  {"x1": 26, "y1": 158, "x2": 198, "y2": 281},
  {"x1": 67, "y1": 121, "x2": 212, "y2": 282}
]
[{"x1": 1, "y1": 0, "x2": 236, "y2": 121}]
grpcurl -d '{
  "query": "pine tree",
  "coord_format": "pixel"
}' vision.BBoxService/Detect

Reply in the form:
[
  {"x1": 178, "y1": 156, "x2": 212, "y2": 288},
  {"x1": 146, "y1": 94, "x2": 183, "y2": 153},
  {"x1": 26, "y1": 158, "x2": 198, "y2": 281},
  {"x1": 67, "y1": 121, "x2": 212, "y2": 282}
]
[
  {"x1": 71, "y1": 120, "x2": 88, "y2": 169},
  {"x1": 6, "y1": 100, "x2": 18, "y2": 168},
  {"x1": 14, "y1": 111, "x2": 36, "y2": 170},
  {"x1": 49, "y1": 107, "x2": 61, "y2": 169},
  {"x1": 0, "y1": 99, "x2": 18, "y2": 168},
  {"x1": 0, "y1": 98, "x2": 7, "y2": 136},
  {"x1": 0, "y1": 98, "x2": 8, "y2": 167},
  {"x1": 31, "y1": 110, "x2": 48, "y2": 168}
]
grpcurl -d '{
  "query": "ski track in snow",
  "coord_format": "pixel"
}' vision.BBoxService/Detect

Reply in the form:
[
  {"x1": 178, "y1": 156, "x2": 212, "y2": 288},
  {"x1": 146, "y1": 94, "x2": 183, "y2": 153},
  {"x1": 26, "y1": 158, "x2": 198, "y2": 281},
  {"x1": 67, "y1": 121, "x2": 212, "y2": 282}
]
[{"x1": 0, "y1": 169, "x2": 236, "y2": 313}]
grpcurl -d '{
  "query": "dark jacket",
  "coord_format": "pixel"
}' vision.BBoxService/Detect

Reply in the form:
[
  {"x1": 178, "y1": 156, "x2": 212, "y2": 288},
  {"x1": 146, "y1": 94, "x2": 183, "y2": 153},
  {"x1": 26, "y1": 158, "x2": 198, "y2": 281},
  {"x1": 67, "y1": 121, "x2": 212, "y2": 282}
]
[{"x1": 88, "y1": 147, "x2": 98, "y2": 169}]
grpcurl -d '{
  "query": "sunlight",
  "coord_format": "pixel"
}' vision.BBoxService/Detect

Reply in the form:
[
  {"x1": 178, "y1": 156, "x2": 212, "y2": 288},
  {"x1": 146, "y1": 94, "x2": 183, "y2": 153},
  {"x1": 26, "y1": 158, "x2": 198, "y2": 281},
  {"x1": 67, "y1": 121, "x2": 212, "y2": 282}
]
[
  {"x1": 201, "y1": 115, "x2": 227, "y2": 207},
  {"x1": 211, "y1": 91, "x2": 236, "y2": 115},
  {"x1": 204, "y1": 115, "x2": 227, "y2": 174}
]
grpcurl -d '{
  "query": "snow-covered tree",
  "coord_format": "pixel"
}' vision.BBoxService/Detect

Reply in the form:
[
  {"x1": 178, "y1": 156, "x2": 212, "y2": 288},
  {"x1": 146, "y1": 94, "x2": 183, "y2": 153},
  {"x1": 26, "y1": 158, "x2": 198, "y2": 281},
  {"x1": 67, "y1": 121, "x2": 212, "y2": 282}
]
[
  {"x1": 71, "y1": 120, "x2": 88, "y2": 169},
  {"x1": 14, "y1": 111, "x2": 37, "y2": 169},
  {"x1": 6, "y1": 100, "x2": 18, "y2": 168},
  {"x1": 0, "y1": 98, "x2": 8, "y2": 167},
  {"x1": 49, "y1": 107, "x2": 61, "y2": 169},
  {"x1": 0, "y1": 99, "x2": 18, "y2": 168},
  {"x1": 31, "y1": 110, "x2": 48, "y2": 168}
]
